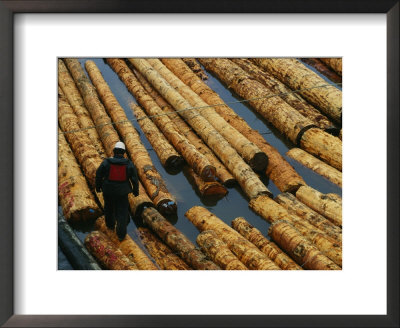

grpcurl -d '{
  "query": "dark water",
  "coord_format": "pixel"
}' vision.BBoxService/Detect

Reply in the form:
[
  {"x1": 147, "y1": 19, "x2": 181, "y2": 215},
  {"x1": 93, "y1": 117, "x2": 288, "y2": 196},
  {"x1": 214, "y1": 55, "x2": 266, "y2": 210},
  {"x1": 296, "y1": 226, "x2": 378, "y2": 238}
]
[{"x1": 58, "y1": 58, "x2": 342, "y2": 269}]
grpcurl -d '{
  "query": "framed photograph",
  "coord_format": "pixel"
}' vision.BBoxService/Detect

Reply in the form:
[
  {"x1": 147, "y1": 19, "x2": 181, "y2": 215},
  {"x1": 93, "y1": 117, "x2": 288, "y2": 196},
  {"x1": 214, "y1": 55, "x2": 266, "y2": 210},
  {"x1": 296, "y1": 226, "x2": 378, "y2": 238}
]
[{"x1": 1, "y1": 1, "x2": 398, "y2": 327}]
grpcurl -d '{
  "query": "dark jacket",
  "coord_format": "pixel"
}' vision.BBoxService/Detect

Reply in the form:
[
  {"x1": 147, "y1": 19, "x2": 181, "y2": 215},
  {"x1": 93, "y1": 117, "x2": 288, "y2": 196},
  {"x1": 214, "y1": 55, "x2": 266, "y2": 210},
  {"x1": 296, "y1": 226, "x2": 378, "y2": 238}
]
[{"x1": 95, "y1": 156, "x2": 139, "y2": 196}]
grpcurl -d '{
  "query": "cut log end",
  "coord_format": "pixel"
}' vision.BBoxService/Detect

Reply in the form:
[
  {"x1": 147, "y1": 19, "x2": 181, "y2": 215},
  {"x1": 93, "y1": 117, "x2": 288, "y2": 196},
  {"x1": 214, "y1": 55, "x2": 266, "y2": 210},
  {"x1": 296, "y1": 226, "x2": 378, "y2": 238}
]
[
  {"x1": 201, "y1": 182, "x2": 228, "y2": 197},
  {"x1": 200, "y1": 165, "x2": 217, "y2": 182},
  {"x1": 157, "y1": 200, "x2": 178, "y2": 215},
  {"x1": 164, "y1": 155, "x2": 185, "y2": 171},
  {"x1": 249, "y1": 152, "x2": 269, "y2": 172},
  {"x1": 222, "y1": 178, "x2": 237, "y2": 188}
]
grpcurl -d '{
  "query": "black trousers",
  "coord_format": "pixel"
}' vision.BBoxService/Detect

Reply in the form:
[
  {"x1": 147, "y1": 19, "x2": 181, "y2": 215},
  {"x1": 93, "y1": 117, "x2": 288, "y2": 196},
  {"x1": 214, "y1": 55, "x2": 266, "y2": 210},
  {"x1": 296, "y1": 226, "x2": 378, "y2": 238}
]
[{"x1": 103, "y1": 193, "x2": 130, "y2": 240}]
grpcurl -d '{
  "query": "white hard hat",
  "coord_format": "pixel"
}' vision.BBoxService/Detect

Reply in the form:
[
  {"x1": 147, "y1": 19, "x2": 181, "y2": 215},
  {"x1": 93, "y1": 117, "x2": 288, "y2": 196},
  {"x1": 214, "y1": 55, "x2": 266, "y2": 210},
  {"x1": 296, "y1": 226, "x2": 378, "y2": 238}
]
[{"x1": 114, "y1": 141, "x2": 126, "y2": 150}]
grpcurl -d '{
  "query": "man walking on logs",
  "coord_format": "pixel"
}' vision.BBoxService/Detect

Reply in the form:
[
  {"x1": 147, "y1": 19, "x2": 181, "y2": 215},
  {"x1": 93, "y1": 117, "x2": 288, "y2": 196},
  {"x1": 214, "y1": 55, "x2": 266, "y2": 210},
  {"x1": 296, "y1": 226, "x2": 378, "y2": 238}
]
[{"x1": 96, "y1": 141, "x2": 139, "y2": 240}]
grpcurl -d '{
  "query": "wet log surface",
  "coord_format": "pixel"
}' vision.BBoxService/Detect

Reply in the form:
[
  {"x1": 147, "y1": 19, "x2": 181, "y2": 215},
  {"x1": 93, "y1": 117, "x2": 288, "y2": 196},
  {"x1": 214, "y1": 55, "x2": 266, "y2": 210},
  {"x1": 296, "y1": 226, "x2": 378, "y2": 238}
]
[{"x1": 300, "y1": 58, "x2": 342, "y2": 84}]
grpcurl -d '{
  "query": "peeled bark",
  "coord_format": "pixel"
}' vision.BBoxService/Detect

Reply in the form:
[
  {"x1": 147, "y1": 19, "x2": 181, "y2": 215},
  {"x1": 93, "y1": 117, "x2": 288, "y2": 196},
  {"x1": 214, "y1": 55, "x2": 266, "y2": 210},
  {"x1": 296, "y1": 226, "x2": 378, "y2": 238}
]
[
  {"x1": 287, "y1": 148, "x2": 342, "y2": 187},
  {"x1": 95, "y1": 217, "x2": 158, "y2": 270},
  {"x1": 319, "y1": 58, "x2": 342, "y2": 76},
  {"x1": 268, "y1": 220, "x2": 340, "y2": 270},
  {"x1": 106, "y1": 58, "x2": 216, "y2": 182},
  {"x1": 141, "y1": 207, "x2": 220, "y2": 270},
  {"x1": 196, "y1": 230, "x2": 248, "y2": 270},
  {"x1": 231, "y1": 217, "x2": 302, "y2": 270},
  {"x1": 182, "y1": 58, "x2": 208, "y2": 80},
  {"x1": 138, "y1": 227, "x2": 190, "y2": 270},
  {"x1": 84, "y1": 231, "x2": 138, "y2": 270},
  {"x1": 58, "y1": 127, "x2": 102, "y2": 222},
  {"x1": 251, "y1": 58, "x2": 342, "y2": 123},
  {"x1": 296, "y1": 186, "x2": 342, "y2": 226},
  {"x1": 185, "y1": 206, "x2": 280, "y2": 270},
  {"x1": 185, "y1": 166, "x2": 228, "y2": 198},
  {"x1": 300, "y1": 58, "x2": 342, "y2": 84},
  {"x1": 132, "y1": 67, "x2": 235, "y2": 186},
  {"x1": 58, "y1": 59, "x2": 106, "y2": 157},
  {"x1": 132, "y1": 104, "x2": 184, "y2": 170},
  {"x1": 84, "y1": 60, "x2": 176, "y2": 214},
  {"x1": 275, "y1": 193, "x2": 342, "y2": 243},
  {"x1": 129, "y1": 58, "x2": 271, "y2": 199},
  {"x1": 151, "y1": 58, "x2": 268, "y2": 171},
  {"x1": 161, "y1": 58, "x2": 304, "y2": 192}
]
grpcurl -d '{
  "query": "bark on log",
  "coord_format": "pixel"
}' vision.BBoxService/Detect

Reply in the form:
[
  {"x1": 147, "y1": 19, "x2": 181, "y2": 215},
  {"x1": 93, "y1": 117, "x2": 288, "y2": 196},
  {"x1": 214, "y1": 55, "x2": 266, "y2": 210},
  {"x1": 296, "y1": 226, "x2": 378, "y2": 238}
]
[
  {"x1": 296, "y1": 186, "x2": 342, "y2": 226},
  {"x1": 182, "y1": 58, "x2": 208, "y2": 80},
  {"x1": 141, "y1": 207, "x2": 220, "y2": 270},
  {"x1": 185, "y1": 206, "x2": 280, "y2": 270},
  {"x1": 132, "y1": 67, "x2": 235, "y2": 186},
  {"x1": 106, "y1": 59, "x2": 216, "y2": 182},
  {"x1": 129, "y1": 58, "x2": 271, "y2": 199},
  {"x1": 231, "y1": 217, "x2": 302, "y2": 270},
  {"x1": 58, "y1": 127, "x2": 102, "y2": 222},
  {"x1": 319, "y1": 58, "x2": 342, "y2": 76},
  {"x1": 84, "y1": 231, "x2": 138, "y2": 270},
  {"x1": 58, "y1": 59, "x2": 106, "y2": 158},
  {"x1": 287, "y1": 148, "x2": 342, "y2": 187},
  {"x1": 231, "y1": 58, "x2": 336, "y2": 130},
  {"x1": 300, "y1": 58, "x2": 342, "y2": 84},
  {"x1": 132, "y1": 104, "x2": 184, "y2": 170},
  {"x1": 152, "y1": 59, "x2": 268, "y2": 172},
  {"x1": 275, "y1": 192, "x2": 342, "y2": 243},
  {"x1": 185, "y1": 166, "x2": 228, "y2": 198},
  {"x1": 251, "y1": 58, "x2": 342, "y2": 123},
  {"x1": 84, "y1": 60, "x2": 176, "y2": 215},
  {"x1": 196, "y1": 230, "x2": 248, "y2": 270},
  {"x1": 95, "y1": 216, "x2": 158, "y2": 270},
  {"x1": 138, "y1": 227, "x2": 190, "y2": 270},
  {"x1": 162, "y1": 59, "x2": 303, "y2": 192},
  {"x1": 268, "y1": 220, "x2": 340, "y2": 270}
]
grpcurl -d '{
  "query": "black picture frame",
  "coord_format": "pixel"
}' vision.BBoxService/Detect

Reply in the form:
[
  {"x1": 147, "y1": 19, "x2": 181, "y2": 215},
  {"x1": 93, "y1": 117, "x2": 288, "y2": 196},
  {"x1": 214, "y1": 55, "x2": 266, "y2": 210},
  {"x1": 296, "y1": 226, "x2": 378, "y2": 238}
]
[{"x1": 1, "y1": 1, "x2": 398, "y2": 327}]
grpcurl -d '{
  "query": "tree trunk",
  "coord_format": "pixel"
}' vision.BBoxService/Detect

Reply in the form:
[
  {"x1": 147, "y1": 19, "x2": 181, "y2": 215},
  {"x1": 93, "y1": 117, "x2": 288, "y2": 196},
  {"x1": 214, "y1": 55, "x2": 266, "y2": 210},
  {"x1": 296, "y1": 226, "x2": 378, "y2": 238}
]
[
  {"x1": 182, "y1": 58, "x2": 208, "y2": 80},
  {"x1": 268, "y1": 220, "x2": 340, "y2": 270},
  {"x1": 150, "y1": 58, "x2": 268, "y2": 172},
  {"x1": 185, "y1": 206, "x2": 280, "y2": 270},
  {"x1": 58, "y1": 59, "x2": 106, "y2": 158},
  {"x1": 161, "y1": 58, "x2": 304, "y2": 193},
  {"x1": 129, "y1": 58, "x2": 271, "y2": 200},
  {"x1": 84, "y1": 231, "x2": 138, "y2": 270},
  {"x1": 141, "y1": 207, "x2": 220, "y2": 270},
  {"x1": 184, "y1": 166, "x2": 228, "y2": 198},
  {"x1": 287, "y1": 148, "x2": 342, "y2": 187},
  {"x1": 132, "y1": 104, "x2": 184, "y2": 170},
  {"x1": 296, "y1": 186, "x2": 342, "y2": 227},
  {"x1": 196, "y1": 230, "x2": 248, "y2": 270},
  {"x1": 319, "y1": 58, "x2": 342, "y2": 76},
  {"x1": 58, "y1": 127, "x2": 102, "y2": 222},
  {"x1": 84, "y1": 60, "x2": 176, "y2": 215},
  {"x1": 137, "y1": 227, "x2": 190, "y2": 270},
  {"x1": 251, "y1": 58, "x2": 342, "y2": 123},
  {"x1": 132, "y1": 66, "x2": 235, "y2": 186},
  {"x1": 231, "y1": 217, "x2": 302, "y2": 270},
  {"x1": 300, "y1": 58, "x2": 342, "y2": 84},
  {"x1": 94, "y1": 217, "x2": 158, "y2": 270}
]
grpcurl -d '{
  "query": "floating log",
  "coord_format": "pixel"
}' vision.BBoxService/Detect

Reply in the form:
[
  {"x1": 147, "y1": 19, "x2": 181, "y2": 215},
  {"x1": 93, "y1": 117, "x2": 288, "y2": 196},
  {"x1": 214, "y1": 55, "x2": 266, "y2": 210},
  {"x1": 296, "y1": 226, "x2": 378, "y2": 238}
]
[
  {"x1": 275, "y1": 192, "x2": 342, "y2": 243},
  {"x1": 150, "y1": 59, "x2": 268, "y2": 172},
  {"x1": 268, "y1": 220, "x2": 340, "y2": 270},
  {"x1": 196, "y1": 230, "x2": 248, "y2": 270},
  {"x1": 138, "y1": 227, "x2": 190, "y2": 270},
  {"x1": 300, "y1": 58, "x2": 342, "y2": 84},
  {"x1": 106, "y1": 59, "x2": 216, "y2": 182},
  {"x1": 84, "y1": 60, "x2": 176, "y2": 215},
  {"x1": 296, "y1": 186, "x2": 342, "y2": 227},
  {"x1": 185, "y1": 166, "x2": 228, "y2": 198},
  {"x1": 182, "y1": 58, "x2": 208, "y2": 80},
  {"x1": 132, "y1": 67, "x2": 235, "y2": 186},
  {"x1": 162, "y1": 58, "x2": 304, "y2": 192},
  {"x1": 84, "y1": 231, "x2": 138, "y2": 270},
  {"x1": 58, "y1": 59, "x2": 106, "y2": 157},
  {"x1": 129, "y1": 58, "x2": 271, "y2": 199},
  {"x1": 185, "y1": 206, "x2": 280, "y2": 270},
  {"x1": 95, "y1": 217, "x2": 158, "y2": 270},
  {"x1": 231, "y1": 58, "x2": 336, "y2": 130},
  {"x1": 251, "y1": 58, "x2": 342, "y2": 123},
  {"x1": 319, "y1": 58, "x2": 342, "y2": 76},
  {"x1": 132, "y1": 104, "x2": 184, "y2": 170},
  {"x1": 287, "y1": 148, "x2": 342, "y2": 187},
  {"x1": 231, "y1": 217, "x2": 302, "y2": 270},
  {"x1": 141, "y1": 207, "x2": 220, "y2": 270},
  {"x1": 58, "y1": 212, "x2": 101, "y2": 270},
  {"x1": 130, "y1": 182, "x2": 155, "y2": 217}
]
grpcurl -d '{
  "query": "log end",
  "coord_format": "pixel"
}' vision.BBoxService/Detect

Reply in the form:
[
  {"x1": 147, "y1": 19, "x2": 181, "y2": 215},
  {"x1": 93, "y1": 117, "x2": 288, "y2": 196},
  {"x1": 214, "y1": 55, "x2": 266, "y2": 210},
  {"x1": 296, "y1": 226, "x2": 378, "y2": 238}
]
[
  {"x1": 200, "y1": 165, "x2": 217, "y2": 182},
  {"x1": 164, "y1": 155, "x2": 185, "y2": 172},
  {"x1": 221, "y1": 177, "x2": 237, "y2": 188},
  {"x1": 249, "y1": 152, "x2": 269, "y2": 172},
  {"x1": 201, "y1": 183, "x2": 228, "y2": 198},
  {"x1": 157, "y1": 200, "x2": 178, "y2": 215}
]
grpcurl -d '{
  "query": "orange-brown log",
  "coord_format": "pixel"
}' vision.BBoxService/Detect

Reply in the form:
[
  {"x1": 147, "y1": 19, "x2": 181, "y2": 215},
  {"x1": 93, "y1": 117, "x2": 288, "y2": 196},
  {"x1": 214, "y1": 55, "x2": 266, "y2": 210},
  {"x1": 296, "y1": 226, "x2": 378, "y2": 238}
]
[
  {"x1": 185, "y1": 166, "x2": 228, "y2": 198},
  {"x1": 319, "y1": 58, "x2": 342, "y2": 76},
  {"x1": 182, "y1": 58, "x2": 208, "y2": 80},
  {"x1": 300, "y1": 58, "x2": 342, "y2": 84}
]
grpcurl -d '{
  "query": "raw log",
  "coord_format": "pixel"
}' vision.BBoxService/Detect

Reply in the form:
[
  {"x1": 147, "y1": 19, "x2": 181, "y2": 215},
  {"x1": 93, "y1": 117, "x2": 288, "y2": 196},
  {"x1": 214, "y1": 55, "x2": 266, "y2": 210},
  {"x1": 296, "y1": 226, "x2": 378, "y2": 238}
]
[
  {"x1": 161, "y1": 58, "x2": 304, "y2": 192},
  {"x1": 231, "y1": 217, "x2": 302, "y2": 270},
  {"x1": 251, "y1": 58, "x2": 342, "y2": 123},
  {"x1": 84, "y1": 231, "x2": 138, "y2": 270},
  {"x1": 196, "y1": 230, "x2": 248, "y2": 270},
  {"x1": 185, "y1": 206, "x2": 280, "y2": 270},
  {"x1": 319, "y1": 58, "x2": 342, "y2": 76},
  {"x1": 182, "y1": 58, "x2": 208, "y2": 80},
  {"x1": 287, "y1": 148, "x2": 342, "y2": 187},
  {"x1": 129, "y1": 58, "x2": 271, "y2": 199},
  {"x1": 300, "y1": 58, "x2": 342, "y2": 84},
  {"x1": 185, "y1": 166, "x2": 228, "y2": 198}
]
